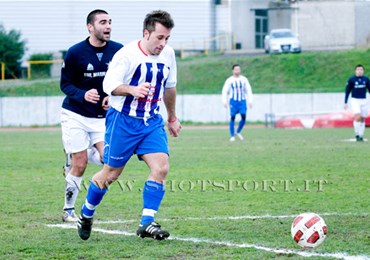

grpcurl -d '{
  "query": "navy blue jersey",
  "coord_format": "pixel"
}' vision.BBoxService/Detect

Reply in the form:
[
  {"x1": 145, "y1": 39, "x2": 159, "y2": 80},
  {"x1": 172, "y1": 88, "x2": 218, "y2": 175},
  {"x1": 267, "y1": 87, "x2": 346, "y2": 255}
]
[
  {"x1": 61, "y1": 38, "x2": 123, "y2": 118},
  {"x1": 344, "y1": 75, "x2": 370, "y2": 104}
]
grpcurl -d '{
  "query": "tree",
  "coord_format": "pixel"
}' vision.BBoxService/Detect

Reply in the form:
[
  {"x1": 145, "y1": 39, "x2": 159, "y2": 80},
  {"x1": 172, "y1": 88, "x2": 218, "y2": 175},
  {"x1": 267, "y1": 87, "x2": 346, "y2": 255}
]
[{"x1": 0, "y1": 25, "x2": 27, "y2": 79}]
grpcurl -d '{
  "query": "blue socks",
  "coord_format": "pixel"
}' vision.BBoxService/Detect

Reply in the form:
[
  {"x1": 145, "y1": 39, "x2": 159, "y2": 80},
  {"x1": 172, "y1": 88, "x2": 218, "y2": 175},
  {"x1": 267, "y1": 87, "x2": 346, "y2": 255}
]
[
  {"x1": 81, "y1": 182, "x2": 108, "y2": 218},
  {"x1": 81, "y1": 180, "x2": 165, "y2": 224},
  {"x1": 140, "y1": 180, "x2": 165, "y2": 225},
  {"x1": 229, "y1": 120, "x2": 235, "y2": 137},
  {"x1": 237, "y1": 119, "x2": 246, "y2": 134}
]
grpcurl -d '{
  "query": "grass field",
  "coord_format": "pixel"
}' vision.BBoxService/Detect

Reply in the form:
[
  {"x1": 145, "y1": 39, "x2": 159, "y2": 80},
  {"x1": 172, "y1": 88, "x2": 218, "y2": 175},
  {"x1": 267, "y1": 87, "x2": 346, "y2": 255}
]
[{"x1": 0, "y1": 127, "x2": 369, "y2": 259}]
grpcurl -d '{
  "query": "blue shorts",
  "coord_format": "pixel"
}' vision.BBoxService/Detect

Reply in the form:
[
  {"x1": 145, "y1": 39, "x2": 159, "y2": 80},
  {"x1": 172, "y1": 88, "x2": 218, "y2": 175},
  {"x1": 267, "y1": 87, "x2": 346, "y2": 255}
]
[
  {"x1": 103, "y1": 108, "x2": 168, "y2": 168},
  {"x1": 229, "y1": 100, "x2": 247, "y2": 117}
]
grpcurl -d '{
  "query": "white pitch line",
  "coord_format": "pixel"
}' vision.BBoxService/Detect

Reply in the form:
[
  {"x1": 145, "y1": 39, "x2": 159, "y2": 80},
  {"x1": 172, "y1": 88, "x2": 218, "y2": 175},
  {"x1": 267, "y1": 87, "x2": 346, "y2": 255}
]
[
  {"x1": 46, "y1": 223, "x2": 370, "y2": 260},
  {"x1": 94, "y1": 212, "x2": 368, "y2": 225},
  {"x1": 338, "y1": 138, "x2": 368, "y2": 142}
]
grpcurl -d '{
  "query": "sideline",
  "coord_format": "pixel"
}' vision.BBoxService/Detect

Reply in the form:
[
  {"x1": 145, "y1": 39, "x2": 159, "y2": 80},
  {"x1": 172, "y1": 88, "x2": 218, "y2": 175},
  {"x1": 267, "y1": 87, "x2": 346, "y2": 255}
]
[{"x1": 47, "y1": 212, "x2": 370, "y2": 260}]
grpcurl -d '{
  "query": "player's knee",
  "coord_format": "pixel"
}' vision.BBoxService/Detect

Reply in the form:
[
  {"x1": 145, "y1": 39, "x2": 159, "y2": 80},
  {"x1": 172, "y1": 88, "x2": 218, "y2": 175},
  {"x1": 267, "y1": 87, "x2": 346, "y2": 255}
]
[
  {"x1": 92, "y1": 168, "x2": 122, "y2": 188},
  {"x1": 241, "y1": 114, "x2": 246, "y2": 121},
  {"x1": 106, "y1": 174, "x2": 119, "y2": 184},
  {"x1": 150, "y1": 163, "x2": 169, "y2": 181},
  {"x1": 231, "y1": 116, "x2": 236, "y2": 121},
  {"x1": 73, "y1": 159, "x2": 88, "y2": 175}
]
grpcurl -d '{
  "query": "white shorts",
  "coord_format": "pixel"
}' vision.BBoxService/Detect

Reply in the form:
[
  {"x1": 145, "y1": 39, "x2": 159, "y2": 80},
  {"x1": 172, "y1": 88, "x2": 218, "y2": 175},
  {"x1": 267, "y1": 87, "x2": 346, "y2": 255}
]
[
  {"x1": 350, "y1": 98, "x2": 369, "y2": 118},
  {"x1": 61, "y1": 108, "x2": 105, "y2": 154}
]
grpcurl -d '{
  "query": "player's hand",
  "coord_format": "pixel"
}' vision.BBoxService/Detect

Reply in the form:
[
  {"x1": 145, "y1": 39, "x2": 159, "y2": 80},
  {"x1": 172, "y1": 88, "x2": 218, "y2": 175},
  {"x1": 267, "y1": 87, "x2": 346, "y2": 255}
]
[
  {"x1": 85, "y1": 89, "x2": 100, "y2": 104},
  {"x1": 131, "y1": 83, "x2": 150, "y2": 98},
  {"x1": 167, "y1": 119, "x2": 182, "y2": 137},
  {"x1": 249, "y1": 102, "x2": 253, "y2": 109},
  {"x1": 223, "y1": 103, "x2": 228, "y2": 108},
  {"x1": 344, "y1": 104, "x2": 348, "y2": 110},
  {"x1": 102, "y1": 96, "x2": 110, "y2": 110}
]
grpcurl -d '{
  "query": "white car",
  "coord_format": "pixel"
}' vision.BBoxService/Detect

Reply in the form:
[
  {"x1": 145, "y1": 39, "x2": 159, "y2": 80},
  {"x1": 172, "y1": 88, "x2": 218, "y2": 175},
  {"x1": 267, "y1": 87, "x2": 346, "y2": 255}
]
[{"x1": 264, "y1": 29, "x2": 301, "y2": 54}]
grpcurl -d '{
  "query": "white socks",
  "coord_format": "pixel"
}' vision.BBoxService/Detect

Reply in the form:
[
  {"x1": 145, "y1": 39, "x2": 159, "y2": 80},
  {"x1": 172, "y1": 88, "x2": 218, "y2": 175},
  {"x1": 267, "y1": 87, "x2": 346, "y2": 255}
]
[
  {"x1": 63, "y1": 147, "x2": 102, "y2": 209},
  {"x1": 353, "y1": 121, "x2": 365, "y2": 137},
  {"x1": 64, "y1": 173, "x2": 82, "y2": 209},
  {"x1": 87, "y1": 147, "x2": 103, "y2": 165}
]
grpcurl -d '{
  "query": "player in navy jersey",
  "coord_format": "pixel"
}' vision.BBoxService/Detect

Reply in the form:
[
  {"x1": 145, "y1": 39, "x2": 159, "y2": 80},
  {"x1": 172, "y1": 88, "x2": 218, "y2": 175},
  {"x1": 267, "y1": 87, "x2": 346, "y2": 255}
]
[
  {"x1": 222, "y1": 64, "x2": 253, "y2": 142},
  {"x1": 60, "y1": 9, "x2": 123, "y2": 222},
  {"x1": 344, "y1": 64, "x2": 370, "y2": 141},
  {"x1": 77, "y1": 10, "x2": 181, "y2": 241}
]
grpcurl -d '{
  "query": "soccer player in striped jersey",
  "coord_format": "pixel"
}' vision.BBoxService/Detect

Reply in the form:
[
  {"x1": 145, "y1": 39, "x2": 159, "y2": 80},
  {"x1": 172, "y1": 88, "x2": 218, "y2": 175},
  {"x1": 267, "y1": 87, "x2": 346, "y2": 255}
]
[
  {"x1": 344, "y1": 64, "x2": 370, "y2": 141},
  {"x1": 77, "y1": 10, "x2": 181, "y2": 241},
  {"x1": 222, "y1": 64, "x2": 253, "y2": 142},
  {"x1": 60, "y1": 9, "x2": 123, "y2": 222}
]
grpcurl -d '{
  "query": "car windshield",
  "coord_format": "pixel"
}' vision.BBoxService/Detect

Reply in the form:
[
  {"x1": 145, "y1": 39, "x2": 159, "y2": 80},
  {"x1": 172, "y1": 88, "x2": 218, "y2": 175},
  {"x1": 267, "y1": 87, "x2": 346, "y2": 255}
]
[{"x1": 272, "y1": 31, "x2": 294, "y2": 38}]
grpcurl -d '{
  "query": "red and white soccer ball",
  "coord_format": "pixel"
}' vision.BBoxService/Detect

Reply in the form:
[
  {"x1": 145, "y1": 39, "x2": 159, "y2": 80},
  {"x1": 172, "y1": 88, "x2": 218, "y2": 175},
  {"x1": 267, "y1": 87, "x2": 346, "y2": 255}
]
[{"x1": 291, "y1": 212, "x2": 327, "y2": 248}]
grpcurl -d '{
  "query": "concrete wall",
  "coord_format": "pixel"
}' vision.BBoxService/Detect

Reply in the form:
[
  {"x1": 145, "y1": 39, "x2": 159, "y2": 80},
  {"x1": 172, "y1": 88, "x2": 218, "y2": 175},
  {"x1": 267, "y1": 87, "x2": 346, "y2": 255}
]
[
  {"x1": 355, "y1": 1, "x2": 370, "y2": 47},
  {"x1": 231, "y1": 0, "x2": 270, "y2": 49},
  {"x1": 268, "y1": 1, "x2": 292, "y2": 32},
  {"x1": 0, "y1": 93, "x2": 349, "y2": 127},
  {"x1": 296, "y1": 1, "x2": 356, "y2": 49}
]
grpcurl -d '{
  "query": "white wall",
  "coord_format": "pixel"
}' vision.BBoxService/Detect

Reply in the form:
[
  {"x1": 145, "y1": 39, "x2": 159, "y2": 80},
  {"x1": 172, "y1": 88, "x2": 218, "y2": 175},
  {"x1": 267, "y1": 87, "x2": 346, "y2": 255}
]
[
  {"x1": 0, "y1": 0, "x2": 213, "y2": 64},
  {"x1": 0, "y1": 93, "x2": 348, "y2": 127},
  {"x1": 296, "y1": 1, "x2": 356, "y2": 49}
]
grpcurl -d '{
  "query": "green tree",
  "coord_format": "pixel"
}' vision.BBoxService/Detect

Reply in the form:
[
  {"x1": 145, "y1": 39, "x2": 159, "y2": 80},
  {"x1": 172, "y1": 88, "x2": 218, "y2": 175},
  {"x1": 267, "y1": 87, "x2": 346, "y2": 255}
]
[{"x1": 0, "y1": 24, "x2": 27, "y2": 79}]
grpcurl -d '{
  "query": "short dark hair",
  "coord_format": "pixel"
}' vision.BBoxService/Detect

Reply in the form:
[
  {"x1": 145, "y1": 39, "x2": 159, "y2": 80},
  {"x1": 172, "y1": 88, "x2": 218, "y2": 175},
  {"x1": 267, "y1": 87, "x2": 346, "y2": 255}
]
[
  {"x1": 87, "y1": 9, "x2": 108, "y2": 25},
  {"x1": 232, "y1": 64, "x2": 240, "y2": 70},
  {"x1": 356, "y1": 64, "x2": 364, "y2": 70},
  {"x1": 143, "y1": 10, "x2": 174, "y2": 34}
]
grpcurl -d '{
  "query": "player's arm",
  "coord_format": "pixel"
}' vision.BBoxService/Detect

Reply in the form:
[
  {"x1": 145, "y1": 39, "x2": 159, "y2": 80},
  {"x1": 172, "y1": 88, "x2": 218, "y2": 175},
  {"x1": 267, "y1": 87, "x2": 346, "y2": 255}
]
[
  {"x1": 245, "y1": 79, "x2": 253, "y2": 108},
  {"x1": 109, "y1": 83, "x2": 150, "y2": 97},
  {"x1": 164, "y1": 87, "x2": 181, "y2": 137},
  {"x1": 344, "y1": 79, "x2": 353, "y2": 109},
  {"x1": 60, "y1": 51, "x2": 86, "y2": 103},
  {"x1": 221, "y1": 79, "x2": 230, "y2": 108}
]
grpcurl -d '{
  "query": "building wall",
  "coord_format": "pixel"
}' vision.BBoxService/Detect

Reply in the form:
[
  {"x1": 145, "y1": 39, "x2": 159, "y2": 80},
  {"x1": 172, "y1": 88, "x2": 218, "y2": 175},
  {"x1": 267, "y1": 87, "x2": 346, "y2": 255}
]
[
  {"x1": 0, "y1": 0, "x2": 213, "y2": 63},
  {"x1": 355, "y1": 1, "x2": 370, "y2": 47},
  {"x1": 296, "y1": 1, "x2": 356, "y2": 49},
  {"x1": 231, "y1": 0, "x2": 271, "y2": 49},
  {"x1": 229, "y1": 0, "x2": 370, "y2": 50},
  {"x1": 268, "y1": 2, "x2": 292, "y2": 32},
  {"x1": 0, "y1": 93, "x2": 348, "y2": 127},
  {"x1": 1, "y1": 0, "x2": 369, "y2": 58}
]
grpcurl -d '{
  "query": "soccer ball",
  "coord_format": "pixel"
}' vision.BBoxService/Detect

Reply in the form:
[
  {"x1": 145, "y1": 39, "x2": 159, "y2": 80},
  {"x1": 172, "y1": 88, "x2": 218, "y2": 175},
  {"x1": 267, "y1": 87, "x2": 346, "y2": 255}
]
[{"x1": 291, "y1": 212, "x2": 327, "y2": 248}]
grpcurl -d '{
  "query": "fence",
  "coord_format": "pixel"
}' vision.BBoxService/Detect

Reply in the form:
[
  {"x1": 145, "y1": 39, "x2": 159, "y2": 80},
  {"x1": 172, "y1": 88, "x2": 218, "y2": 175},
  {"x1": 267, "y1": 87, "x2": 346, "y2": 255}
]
[
  {"x1": 0, "y1": 62, "x2": 4, "y2": 81},
  {"x1": 178, "y1": 34, "x2": 232, "y2": 59},
  {"x1": 27, "y1": 60, "x2": 63, "y2": 79}
]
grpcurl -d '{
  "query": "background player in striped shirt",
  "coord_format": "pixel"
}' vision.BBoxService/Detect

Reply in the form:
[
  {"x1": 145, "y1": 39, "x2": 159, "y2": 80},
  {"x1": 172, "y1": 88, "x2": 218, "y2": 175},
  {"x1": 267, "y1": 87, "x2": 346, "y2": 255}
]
[
  {"x1": 60, "y1": 9, "x2": 123, "y2": 222},
  {"x1": 77, "y1": 10, "x2": 181, "y2": 241},
  {"x1": 222, "y1": 64, "x2": 253, "y2": 142},
  {"x1": 344, "y1": 64, "x2": 370, "y2": 141}
]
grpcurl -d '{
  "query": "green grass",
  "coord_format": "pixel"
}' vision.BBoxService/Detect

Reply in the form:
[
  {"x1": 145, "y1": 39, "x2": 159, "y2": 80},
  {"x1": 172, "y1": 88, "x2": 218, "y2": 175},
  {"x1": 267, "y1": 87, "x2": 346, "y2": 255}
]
[
  {"x1": 0, "y1": 127, "x2": 369, "y2": 259},
  {"x1": 0, "y1": 79, "x2": 63, "y2": 97},
  {"x1": 1, "y1": 48, "x2": 370, "y2": 96},
  {"x1": 177, "y1": 48, "x2": 370, "y2": 94}
]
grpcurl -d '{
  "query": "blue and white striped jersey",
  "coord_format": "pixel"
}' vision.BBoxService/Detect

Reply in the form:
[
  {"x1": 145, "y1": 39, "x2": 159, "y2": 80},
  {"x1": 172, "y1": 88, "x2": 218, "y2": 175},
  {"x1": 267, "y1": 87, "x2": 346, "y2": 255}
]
[
  {"x1": 103, "y1": 40, "x2": 177, "y2": 120},
  {"x1": 222, "y1": 75, "x2": 253, "y2": 104}
]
